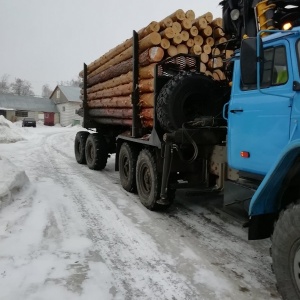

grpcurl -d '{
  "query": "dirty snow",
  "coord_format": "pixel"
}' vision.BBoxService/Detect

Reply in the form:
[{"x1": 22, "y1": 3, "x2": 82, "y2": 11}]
[{"x1": 0, "y1": 120, "x2": 281, "y2": 300}]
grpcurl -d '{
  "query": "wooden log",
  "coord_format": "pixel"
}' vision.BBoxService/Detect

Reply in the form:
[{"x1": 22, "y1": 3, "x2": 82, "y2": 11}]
[
  {"x1": 200, "y1": 12, "x2": 213, "y2": 23},
  {"x1": 181, "y1": 18, "x2": 192, "y2": 30},
  {"x1": 186, "y1": 38, "x2": 195, "y2": 48},
  {"x1": 87, "y1": 47, "x2": 164, "y2": 86},
  {"x1": 185, "y1": 10, "x2": 195, "y2": 20},
  {"x1": 172, "y1": 34, "x2": 183, "y2": 45},
  {"x1": 140, "y1": 108, "x2": 154, "y2": 120},
  {"x1": 79, "y1": 37, "x2": 132, "y2": 77},
  {"x1": 87, "y1": 96, "x2": 132, "y2": 108},
  {"x1": 160, "y1": 27, "x2": 175, "y2": 39},
  {"x1": 207, "y1": 57, "x2": 223, "y2": 69},
  {"x1": 194, "y1": 35, "x2": 204, "y2": 46},
  {"x1": 138, "y1": 93, "x2": 154, "y2": 108},
  {"x1": 210, "y1": 18, "x2": 222, "y2": 28},
  {"x1": 88, "y1": 71, "x2": 132, "y2": 93},
  {"x1": 200, "y1": 62, "x2": 207, "y2": 73},
  {"x1": 211, "y1": 48, "x2": 221, "y2": 57},
  {"x1": 193, "y1": 17, "x2": 207, "y2": 30},
  {"x1": 159, "y1": 17, "x2": 173, "y2": 30},
  {"x1": 200, "y1": 52, "x2": 209, "y2": 64},
  {"x1": 190, "y1": 45, "x2": 202, "y2": 55},
  {"x1": 213, "y1": 28, "x2": 225, "y2": 38},
  {"x1": 88, "y1": 83, "x2": 132, "y2": 100},
  {"x1": 202, "y1": 44, "x2": 212, "y2": 54},
  {"x1": 212, "y1": 72, "x2": 220, "y2": 81},
  {"x1": 89, "y1": 108, "x2": 133, "y2": 119},
  {"x1": 214, "y1": 69, "x2": 226, "y2": 80},
  {"x1": 215, "y1": 37, "x2": 227, "y2": 47},
  {"x1": 142, "y1": 119, "x2": 153, "y2": 128},
  {"x1": 200, "y1": 26, "x2": 212, "y2": 37},
  {"x1": 181, "y1": 30, "x2": 189, "y2": 42},
  {"x1": 172, "y1": 22, "x2": 182, "y2": 34},
  {"x1": 88, "y1": 32, "x2": 161, "y2": 79},
  {"x1": 177, "y1": 44, "x2": 188, "y2": 54},
  {"x1": 139, "y1": 63, "x2": 156, "y2": 79},
  {"x1": 139, "y1": 79, "x2": 154, "y2": 93},
  {"x1": 161, "y1": 38, "x2": 171, "y2": 49},
  {"x1": 138, "y1": 21, "x2": 160, "y2": 39},
  {"x1": 222, "y1": 49, "x2": 234, "y2": 59},
  {"x1": 167, "y1": 45, "x2": 178, "y2": 57},
  {"x1": 167, "y1": 9, "x2": 186, "y2": 21},
  {"x1": 190, "y1": 26, "x2": 199, "y2": 37},
  {"x1": 205, "y1": 70, "x2": 213, "y2": 77},
  {"x1": 205, "y1": 37, "x2": 214, "y2": 47}
]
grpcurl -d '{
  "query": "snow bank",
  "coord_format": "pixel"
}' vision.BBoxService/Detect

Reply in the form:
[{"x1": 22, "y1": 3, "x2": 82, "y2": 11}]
[
  {"x1": 0, "y1": 156, "x2": 29, "y2": 208},
  {"x1": 0, "y1": 116, "x2": 25, "y2": 143}
]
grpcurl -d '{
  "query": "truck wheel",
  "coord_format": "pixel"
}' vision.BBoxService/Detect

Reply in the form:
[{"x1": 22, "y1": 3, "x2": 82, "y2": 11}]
[
  {"x1": 136, "y1": 149, "x2": 160, "y2": 210},
  {"x1": 272, "y1": 200, "x2": 300, "y2": 300},
  {"x1": 157, "y1": 71, "x2": 225, "y2": 132},
  {"x1": 74, "y1": 131, "x2": 89, "y2": 164},
  {"x1": 119, "y1": 142, "x2": 137, "y2": 192},
  {"x1": 136, "y1": 149, "x2": 175, "y2": 210},
  {"x1": 85, "y1": 133, "x2": 108, "y2": 170}
]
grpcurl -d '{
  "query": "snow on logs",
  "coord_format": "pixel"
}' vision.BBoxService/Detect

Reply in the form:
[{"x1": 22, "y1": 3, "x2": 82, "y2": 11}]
[{"x1": 79, "y1": 9, "x2": 233, "y2": 128}]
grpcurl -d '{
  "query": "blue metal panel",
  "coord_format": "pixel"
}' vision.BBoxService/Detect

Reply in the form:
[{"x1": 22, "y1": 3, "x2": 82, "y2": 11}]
[
  {"x1": 228, "y1": 39, "x2": 294, "y2": 175},
  {"x1": 249, "y1": 139, "x2": 300, "y2": 216}
]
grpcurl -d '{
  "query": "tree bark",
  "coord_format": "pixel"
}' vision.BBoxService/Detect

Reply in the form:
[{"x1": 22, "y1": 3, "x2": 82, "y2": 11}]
[
  {"x1": 138, "y1": 93, "x2": 154, "y2": 107},
  {"x1": 89, "y1": 108, "x2": 133, "y2": 119},
  {"x1": 87, "y1": 47, "x2": 163, "y2": 86},
  {"x1": 88, "y1": 83, "x2": 132, "y2": 100},
  {"x1": 87, "y1": 32, "x2": 161, "y2": 79},
  {"x1": 139, "y1": 79, "x2": 154, "y2": 93},
  {"x1": 140, "y1": 108, "x2": 154, "y2": 120},
  {"x1": 87, "y1": 96, "x2": 132, "y2": 108},
  {"x1": 139, "y1": 64, "x2": 156, "y2": 79}
]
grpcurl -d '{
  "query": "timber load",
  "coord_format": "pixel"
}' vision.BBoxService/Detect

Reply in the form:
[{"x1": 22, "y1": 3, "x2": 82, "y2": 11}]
[{"x1": 79, "y1": 9, "x2": 233, "y2": 129}]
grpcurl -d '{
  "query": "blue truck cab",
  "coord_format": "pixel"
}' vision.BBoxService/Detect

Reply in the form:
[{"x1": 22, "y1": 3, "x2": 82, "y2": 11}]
[{"x1": 226, "y1": 26, "x2": 300, "y2": 299}]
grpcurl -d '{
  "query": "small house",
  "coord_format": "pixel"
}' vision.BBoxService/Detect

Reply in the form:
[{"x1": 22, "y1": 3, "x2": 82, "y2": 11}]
[
  {"x1": 50, "y1": 85, "x2": 82, "y2": 127},
  {"x1": 0, "y1": 94, "x2": 59, "y2": 125}
]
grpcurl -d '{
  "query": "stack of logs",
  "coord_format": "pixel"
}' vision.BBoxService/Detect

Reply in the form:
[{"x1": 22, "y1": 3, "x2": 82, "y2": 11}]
[{"x1": 79, "y1": 9, "x2": 234, "y2": 128}]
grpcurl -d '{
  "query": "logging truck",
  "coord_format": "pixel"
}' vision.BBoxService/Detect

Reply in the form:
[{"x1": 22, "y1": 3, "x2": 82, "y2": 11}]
[{"x1": 75, "y1": 1, "x2": 300, "y2": 299}]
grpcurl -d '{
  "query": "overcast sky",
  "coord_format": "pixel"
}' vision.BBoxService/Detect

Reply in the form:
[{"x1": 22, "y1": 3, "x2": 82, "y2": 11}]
[{"x1": 0, "y1": 0, "x2": 222, "y2": 96}]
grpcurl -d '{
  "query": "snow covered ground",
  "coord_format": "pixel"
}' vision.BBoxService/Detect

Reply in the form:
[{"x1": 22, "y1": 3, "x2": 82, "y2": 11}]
[{"x1": 0, "y1": 119, "x2": 281, "y2": 300}]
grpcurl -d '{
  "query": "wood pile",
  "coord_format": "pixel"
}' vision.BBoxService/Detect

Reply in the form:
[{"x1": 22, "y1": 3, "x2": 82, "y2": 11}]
[{"x1": 79, "y1": 9, "x2": 234, "y2": 128}]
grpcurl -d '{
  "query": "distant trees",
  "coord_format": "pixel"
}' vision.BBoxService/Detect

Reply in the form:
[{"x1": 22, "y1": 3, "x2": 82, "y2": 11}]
[
  {"x1": 0, "y1": 74, "x2": 10, "y2": 94},
  {"x1": 41, "y1": 84, "x2": 52, "y2": 98},
  {"x1": 10, "y1": 78, "x2": 34, "y2": 96},
  {"x1": 58, "y1": 76, "x2": 82, "y2": 87},
  {"x1": 0, "y1": 75, "x2": 34, "y2": 96}
]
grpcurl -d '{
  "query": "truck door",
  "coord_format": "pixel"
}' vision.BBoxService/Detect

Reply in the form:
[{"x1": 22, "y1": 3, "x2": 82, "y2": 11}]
[{"x1": 228, "y1": 42, "x2": 293, "y2": 175}]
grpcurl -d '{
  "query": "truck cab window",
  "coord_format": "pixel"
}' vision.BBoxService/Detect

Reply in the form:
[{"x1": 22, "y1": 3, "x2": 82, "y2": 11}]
[
  {"x1": 262, "y1": 46, "x2": 288, "y2": 87},
  {"x1": 241, "y1": 46, "x2": 288, "y2": 90}
]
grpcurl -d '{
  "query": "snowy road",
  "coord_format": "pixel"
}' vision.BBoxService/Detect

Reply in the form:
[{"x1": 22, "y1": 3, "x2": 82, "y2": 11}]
[{"x1": 0, "y1": 125, "x2": 281, "y2": 300}]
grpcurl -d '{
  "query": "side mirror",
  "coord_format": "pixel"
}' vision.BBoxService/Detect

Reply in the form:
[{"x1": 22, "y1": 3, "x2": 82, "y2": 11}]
[{"x1": 240, "y1": 37, "x2": 263, "y2": 86}]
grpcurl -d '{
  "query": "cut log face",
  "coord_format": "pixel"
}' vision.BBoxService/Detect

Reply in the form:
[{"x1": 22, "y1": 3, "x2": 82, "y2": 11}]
[
  {"x1": 186, "y1": 38, "x2": 195, "y2": 48},
  {"x1": 160, "y1": 38, "x2": 171, "y2": 49},
  {"x1": 161, "y1": 27, "x2": 175, "y2": 39},
  {"x1": 185, "y1": 10, "x2": 195, "y2": 20},
  {"x1": 210, "y1": 18, "x2": 223, "y2": 28},
  {"x1": 194, "y1": 35, "x2": 204, "y2": 46},
  {"x1": 181, "y1": 18, "x2": 192, "y2": 30},
  {"x1": 159, "y1": 17, "x2": 173, "y2": 29},
  {"x1": 181, "y1": 30, "x2": 189, "y2": 42},
  {"x1": 190, "y1": 45, "x2": 202, "y2": 55},
  {"x1": 139, "y1": 64, "x2": 156, "y2": 79},
  {"x1": 200, "y1": 52, "x2": 209, "y2": 63},
  {"x1": 172, "y1": 22, "x2": 182, "y2": 34},
  {"x1": 139, "y1": 79, "x2": 154, "y2": 93},
  {"x1": 167, "y1": 45, "x2": 178, "y2": 57},
  {"x1": 138, "y1": 21, "x2": 160, "y2": 40},
  {"x1": 200, "y1": 26, "x2": 212, "y2": 37},
  {"x1": 200, "y1": 62, "x2": 207, "y2": 73},
  {"x1": 205, "y1": 37, "x2": 214, "y2": 47},
  {"x1": 167, "y1": 9, "x2": 186, "y2": 21},
  {"x1": 200, "y1": 12, "x2": 213, "y2": 23},
  {"x1": 177, "y1": 44, "x2": 188, "y2": 54},
  {"x1": 190, "y1": 26, "x2": 199, "y2": 37},
  {"x1": 172, "y1": 34, "x2": 183, "y2": 45},
  {"x1": 139, "y1": 93, "x2": 154, "y2": 108},
  {"x1": 193, "y1": 17, "x2": 207, "y2": 30},
  {"x1": 202, "y1": 44, "x2": 212, "y2": 54}
]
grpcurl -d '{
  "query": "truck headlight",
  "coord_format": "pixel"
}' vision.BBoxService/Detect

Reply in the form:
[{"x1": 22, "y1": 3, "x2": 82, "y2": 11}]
[{"x1": 230, "y1": 9, "x2": 240, "y2": 21}]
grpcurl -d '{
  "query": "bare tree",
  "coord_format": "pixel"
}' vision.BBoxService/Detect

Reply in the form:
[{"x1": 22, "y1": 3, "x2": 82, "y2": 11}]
[
  {"x1": 10, "y1": 78, "x2": 34, "y2": 96},
  {"x1": 41, "y1": 84, "x2": 52, "y2": 98},
  {"x1": 58, "y1": 76, "x2": 82, "y2": 87},
  {"x1": 0, "y1": 74, "x2": 11, "y2": 94}
]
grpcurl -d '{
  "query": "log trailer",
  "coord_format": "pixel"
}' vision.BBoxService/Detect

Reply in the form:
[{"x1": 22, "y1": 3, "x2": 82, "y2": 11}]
[{"x1": 75, "y1": 1, "x2": 300, "y2": 298}]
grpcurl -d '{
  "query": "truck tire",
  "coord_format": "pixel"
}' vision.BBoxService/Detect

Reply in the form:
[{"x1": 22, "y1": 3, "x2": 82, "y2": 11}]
[
  {"x1": 119, "y1": 142, "x2": 137, "y2": 192},
  {"x1": 74, "y1": 131, "x2": 89, "y2": 164},
  {"x1": 85, "y1": 133, "x2": 108, "y2": 170},
  {"x1": 272, "y1": 200, "x2": 300, "y2": 300},
  {"x1": 136, "y1": 149, "x2": 175, "y2": 210},
  {"x1": 157, "y1": 71, "x2": 225, "y2": 132}
]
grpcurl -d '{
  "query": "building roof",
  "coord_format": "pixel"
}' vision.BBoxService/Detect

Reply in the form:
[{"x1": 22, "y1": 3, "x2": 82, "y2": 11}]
[
  {"x1": 0, "y1": 94, "x2": 58, "y2": 113},
  {"x1": 50, "y1": 85, "x2": 81, "y2": 103}
]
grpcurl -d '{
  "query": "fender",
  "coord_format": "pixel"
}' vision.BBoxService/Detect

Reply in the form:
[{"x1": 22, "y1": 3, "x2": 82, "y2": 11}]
[{"x1": 248, "y1": 139, "x2": 300, "y2": 239}]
